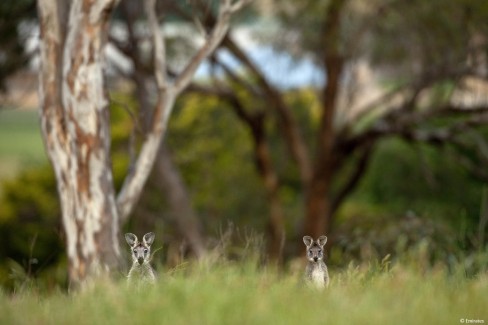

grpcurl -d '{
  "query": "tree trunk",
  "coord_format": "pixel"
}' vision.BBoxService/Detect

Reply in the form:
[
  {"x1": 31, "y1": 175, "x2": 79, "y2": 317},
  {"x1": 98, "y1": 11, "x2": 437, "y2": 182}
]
[
  {"x1": 219, "y1": 90, "x2": 287, "y2": 264},
  {"x1": 251, "y1": 116, "x2": 285, "y2": 264},
  {"x1": 56, "y1": 153, "x2": 120, "y2": 285},
  {"x1": 303, "y1": 0, "x2": 346, "y2": 239},
  {"x1": 38, "y1": 0, "x2": 121, "y2": 286},
  {"x1": 304, "y1": 180, "x2": 334, "y2": 239},
  {"x1": 154, "y1": 144, "x2": 207, "y2": 258}
]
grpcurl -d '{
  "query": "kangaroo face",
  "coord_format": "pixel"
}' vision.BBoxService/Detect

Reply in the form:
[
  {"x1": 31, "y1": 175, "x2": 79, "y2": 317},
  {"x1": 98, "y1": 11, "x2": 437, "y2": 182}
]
[
  {"x1": 303, "y1": 235, "x2": 327, "y2": 263},
  {"x1": 132, "y1": 243, "x2": 150, "y2": 265},
  {"x1": 125, "y1": 232, "x2": 155, "y2": 265},
  {"x1": 307, "y1": 244, "x2": 323, "y2": 262}
]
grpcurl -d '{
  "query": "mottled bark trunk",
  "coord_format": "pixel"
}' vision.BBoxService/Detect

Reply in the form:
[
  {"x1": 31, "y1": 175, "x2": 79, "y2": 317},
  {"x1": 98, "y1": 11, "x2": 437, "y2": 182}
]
[
  {"x1": 56, "y1": 160, "x2": 120, "y2": 284},
  {"x1": 38, "y1": 0, "x2": 120, "y2": 286}
]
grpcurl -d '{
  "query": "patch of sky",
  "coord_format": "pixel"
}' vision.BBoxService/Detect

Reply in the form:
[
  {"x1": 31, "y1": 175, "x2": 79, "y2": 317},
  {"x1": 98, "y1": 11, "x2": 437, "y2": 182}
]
[{"x1": 196, "y1": 45, "x2": 324, "y2": 89}]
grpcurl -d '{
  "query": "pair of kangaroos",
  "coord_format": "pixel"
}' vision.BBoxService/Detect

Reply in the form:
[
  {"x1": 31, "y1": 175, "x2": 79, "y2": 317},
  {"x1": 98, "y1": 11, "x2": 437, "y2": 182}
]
[{"x1": 125, "y1": 233, "x2": 329, "y2": 288}]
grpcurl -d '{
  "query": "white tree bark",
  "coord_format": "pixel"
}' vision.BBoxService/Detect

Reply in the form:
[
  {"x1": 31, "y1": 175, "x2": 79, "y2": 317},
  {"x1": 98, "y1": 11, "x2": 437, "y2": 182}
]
[{"x1": 38, "y1": 0, "x2": 121, "y2": 286}]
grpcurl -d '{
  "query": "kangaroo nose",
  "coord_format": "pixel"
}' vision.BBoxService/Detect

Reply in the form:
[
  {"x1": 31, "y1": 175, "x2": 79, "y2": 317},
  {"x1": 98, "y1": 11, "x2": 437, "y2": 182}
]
[
  {"x1": 137, "y1": 257, "x2": 144, "y2": 265},
  {"x1": 313, "y1": 257, "x2": 318, "y2": 262}
]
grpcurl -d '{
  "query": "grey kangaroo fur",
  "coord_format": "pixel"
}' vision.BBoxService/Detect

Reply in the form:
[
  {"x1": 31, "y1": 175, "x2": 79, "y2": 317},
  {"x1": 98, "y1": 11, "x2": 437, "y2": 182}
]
[
  {"x1": 303, "y1": 235, "x2": 329, "y2": 288},
  {"x1": 125, "y1": 232, "x2": 156, "y2": 285}
]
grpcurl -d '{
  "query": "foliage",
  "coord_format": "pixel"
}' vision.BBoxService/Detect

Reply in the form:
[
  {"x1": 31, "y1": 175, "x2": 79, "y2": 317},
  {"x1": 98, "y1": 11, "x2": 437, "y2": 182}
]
[
  {"x1": 0, "y1": 165, "x2": 62, "y2": 290},
  {"x1": 349, "y1": 138, "x2": 485, "y2": 233},
  {"x1": 0, "y1": 0, "x2": 35, "y2": 91},
  {"x1": 262, "y1": 0, "x2": 488, "y2": 74},
  {"x1": 167, "y1": 92, "x2": 267, "y2": 230},
  {"x1": 367, "y1": 0, "x2": 488, "y2": 78}
]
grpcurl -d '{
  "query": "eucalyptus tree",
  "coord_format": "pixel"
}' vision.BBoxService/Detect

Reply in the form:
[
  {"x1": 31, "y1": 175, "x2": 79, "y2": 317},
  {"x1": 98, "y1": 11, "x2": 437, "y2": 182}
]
[{"x1": 37, "y1": 0, "x2": 247, "y2": 286}]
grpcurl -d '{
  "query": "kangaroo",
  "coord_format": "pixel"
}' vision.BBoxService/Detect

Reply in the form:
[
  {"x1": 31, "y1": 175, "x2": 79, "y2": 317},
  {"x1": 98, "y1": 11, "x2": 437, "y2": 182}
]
[
  {"x1": 125, "y1": 232, "x2": 156, "y2": 285},
  {"x1": 303, "y1": 235, "x2": 329, "y2": 289}
]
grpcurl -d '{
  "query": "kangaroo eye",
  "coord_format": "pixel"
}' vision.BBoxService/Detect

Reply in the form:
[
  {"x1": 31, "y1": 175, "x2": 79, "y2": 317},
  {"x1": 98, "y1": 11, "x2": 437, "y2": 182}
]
[
  {"x1": 144, "y1": 249, "x2": 148, "y2": 254},
  {"x1": 133, "y1": 249, "x2": 137, "y2": 254}
]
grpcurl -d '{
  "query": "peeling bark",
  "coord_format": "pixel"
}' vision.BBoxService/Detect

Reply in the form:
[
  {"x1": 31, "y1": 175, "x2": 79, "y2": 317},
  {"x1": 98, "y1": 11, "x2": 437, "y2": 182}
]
[{"x1": 38, "y1": 0, "x2": 121, "y2": 286}]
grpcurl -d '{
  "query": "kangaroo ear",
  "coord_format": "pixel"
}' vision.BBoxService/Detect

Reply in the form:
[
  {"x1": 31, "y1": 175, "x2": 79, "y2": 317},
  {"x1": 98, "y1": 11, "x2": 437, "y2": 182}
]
[
  {"x1": 143, "y1": 232, "x2": 155, "y2": 246},
  {"x1": 303, "y1": 236, "x2": 313, "y2": 247},
  {"x1": 317, "y1": 235, "x2": 327, "y2": 247},
  {"x1": 125, "y1": 233, "x2": 138, "y2": 246}
]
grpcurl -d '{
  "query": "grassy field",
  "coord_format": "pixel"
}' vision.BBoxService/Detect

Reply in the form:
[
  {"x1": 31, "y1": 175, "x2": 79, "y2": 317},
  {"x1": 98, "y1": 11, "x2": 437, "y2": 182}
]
[
  {"x1": 1, "y1": 261, "x2": 487, "y2": 325},
  {"x1": 0, "y1": 109, "x2": 46, "y2": 183}
]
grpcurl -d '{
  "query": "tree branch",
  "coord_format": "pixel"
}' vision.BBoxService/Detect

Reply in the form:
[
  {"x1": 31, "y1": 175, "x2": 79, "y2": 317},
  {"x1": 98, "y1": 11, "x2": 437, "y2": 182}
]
[
  {"x1": 222, "y1": 36, "x2": 313, "y2": 184},
  {"x1": 116, "y1": 0, "x2": 249, "y2": 222},
  {"x1": 330, "y1": 143, "x2": 374, "y2": 215},
  {"x1": 209, "y1": 82, "x2": 286, "y2": 263},
  {"x1": 331, "y1": 99, "x2": 488, "y2": 212},
  {"x1": 173, "y1": 0, "x2": 248, "y2": 95},
  {"x1": 145, "y1": 0, "x2": 168, "y2": 91},
  {"x1": 211, "y1": 54, "x2": 261, "y2": 97}
]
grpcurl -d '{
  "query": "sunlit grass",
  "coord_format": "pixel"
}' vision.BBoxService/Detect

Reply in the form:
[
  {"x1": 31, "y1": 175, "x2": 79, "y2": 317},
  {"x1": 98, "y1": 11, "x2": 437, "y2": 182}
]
[{"x1": 1, "y1": 260, "x2": 487, "y2": 325}]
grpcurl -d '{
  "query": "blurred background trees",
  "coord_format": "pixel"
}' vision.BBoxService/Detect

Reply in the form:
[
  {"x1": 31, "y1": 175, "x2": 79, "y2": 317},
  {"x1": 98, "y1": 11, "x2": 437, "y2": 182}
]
[
  {"x1": 0, "y1": 0, "x2": 35, "y2": 91},
  {"x1": 1, "y1": 0, "x2": 488, "y2": 289}
]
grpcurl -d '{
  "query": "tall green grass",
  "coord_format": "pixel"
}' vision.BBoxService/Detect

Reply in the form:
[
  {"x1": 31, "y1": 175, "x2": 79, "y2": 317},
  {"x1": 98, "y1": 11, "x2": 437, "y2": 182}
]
[{"x1": 1, "y1": 260, "x2": 487, "y2": 325}]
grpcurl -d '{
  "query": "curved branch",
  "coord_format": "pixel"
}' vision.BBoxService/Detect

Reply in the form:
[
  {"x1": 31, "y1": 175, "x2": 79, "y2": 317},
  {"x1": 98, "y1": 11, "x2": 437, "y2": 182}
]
[
  {"x1": 222, "y1": 36, "x2": 313, "y2": 184},
  {"x1": 173, "y1": 0, "x2": 249, "y2": 95},
  {"x1": 116, "y1": 0, "x2": 249, "y2": 222}
]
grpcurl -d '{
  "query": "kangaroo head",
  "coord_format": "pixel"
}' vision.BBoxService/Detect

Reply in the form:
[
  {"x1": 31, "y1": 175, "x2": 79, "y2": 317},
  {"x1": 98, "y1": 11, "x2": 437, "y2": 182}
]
[
  {"x1": 125, "y1": 232, "x2": 155, "y2": 265},
  {"x1": 303, "y1": 235, "x2": 327, "y2": 262}
]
